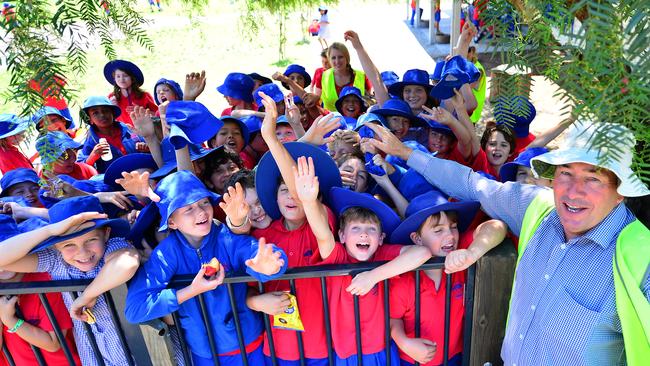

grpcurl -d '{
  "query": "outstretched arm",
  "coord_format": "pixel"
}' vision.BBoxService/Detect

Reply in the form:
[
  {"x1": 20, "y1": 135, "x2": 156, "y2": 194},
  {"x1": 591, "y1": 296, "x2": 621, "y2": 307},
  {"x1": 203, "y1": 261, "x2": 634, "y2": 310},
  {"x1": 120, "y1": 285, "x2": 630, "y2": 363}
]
[
  {"x1": 444, "y1": 219, "x2": 508, "y2": 273},
  {"x1": 421, "y1": 105, "x2": 474, "y2": 161},
  {"x1": 344, "y1": 30, "x2": 389, "y2": 105}
]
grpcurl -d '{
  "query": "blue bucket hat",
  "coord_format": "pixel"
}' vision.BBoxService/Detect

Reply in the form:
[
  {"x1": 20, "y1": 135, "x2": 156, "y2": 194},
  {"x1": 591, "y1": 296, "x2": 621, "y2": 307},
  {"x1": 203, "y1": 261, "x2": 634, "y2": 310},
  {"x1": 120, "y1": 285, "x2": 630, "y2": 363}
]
[
  {"x1": 254, "y1": 83, "x2": 284, "y2": 108},
  {"x1": 0, "y1": 114, "x2": 31, "y2": 139},
  {"x1": 335, "y1": 86, "x2": 368, "y2": 115},
  {"x1": 153, "y1": 78, "x2": 184, "y2": 105},
  {"x1": 125, "y1": 202, "x2": 160, "y2": 249},
  {"x1": 373, "y1": 99, "x2": 425, "y2": 127},
  {"x1": 386, "y1": 141, "x2": 430, "y2": 170},
  {"x1": 0, "y1": 168, "x2": 40, "y2": 197},
  {"x1": 166, "y1": 101, "x2": 223, "y2": 149},
  {"x1": 29, "y1": 195, "x2": 130, "y2": 253},
  {"x1": 35, "y1": 131, "x2": 82, "y2": 165},
  {"x1": 149, "y1": 138, "x2": 226, "y2": 180},
  {"x1": 426, "y1": 120, "x2": 455, "y2": 138},
  {"x1": 220, "y1": 116, "x2": 251, "y2": 146},
  {"x1": 282, "y1": 64, "x2": 312, "y2": 89},
  {"x1": 499, "y1": 147, "x2": 549, "y2": 182},
  {"x1": 354, "y1": 112, "x2": 387, "y2": 131},
  {"x1": 32, "y1": 106, "x2": 74, "y2": 130},
  {"x1": 82, "y1": 96, "x2": 122, "y2": 119},
  {"x1": 243, "y1": 115, "x2": 263, "y2": 135},
  {"x1": 103, "y1": 153, "x2": 158, "y2": 189},
  {"x1": 381, "y1": 71, "x2": 400, "y2": 87},
  {"x1": 328, "y1": 187, "x2": 401, "y2": 238},
  {"x1": 390, "y1": 190, "x2": 480, "y2": 245},
  {"x1": 103, "y1": 59, "x2": 145, "y2": 87},
  {"x1": 396, "y1": 167, "x2": 445, "y2": 200},
  {"x1": 388, "y1": 69, "x2": 432, "y2": 97},
  {"x1": 430, "y1": 56, "x2": 480, "y2": 100},
  {"x1": 255, "y1": 142, "x2": 342, "y2": 220},
  {"x1": 154, "y1": 170, "x2": 220, "y2": 231},
  {"x1": 494, "y1": 96, "x2": 537, "y2": 138},
  {"x1": 430, "y1": 60, "x2": 445, "y2": 82},
  {"x1": 217, "y1": 73, "x2": 255, "y2": 103},
  {"x1": 248, "y1": 72, "x2": 273, "y2": 86},
  {"x1": 0, "y1": 215, "x2": 47, "y2": 242}
]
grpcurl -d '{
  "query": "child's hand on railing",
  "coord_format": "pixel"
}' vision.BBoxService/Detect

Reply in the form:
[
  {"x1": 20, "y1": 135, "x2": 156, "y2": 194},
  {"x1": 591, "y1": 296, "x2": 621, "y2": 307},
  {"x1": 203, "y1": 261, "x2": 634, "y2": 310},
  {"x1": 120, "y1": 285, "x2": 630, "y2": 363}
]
[
  {"x1": 346, "y1": 271, "x2": 378, "y2": 296},
  {"x1": 70, "y1": 293, "x2": 98, "y2": 322},
  {"x1": 219, "y1": 182, "x2": 250, "y2": 228},
  {"x1": 247, "y1": 291, "x2": 292, "y2": 316},
  {"x1": 444, "y1": 248, "x2": 477, "y2": 274}
]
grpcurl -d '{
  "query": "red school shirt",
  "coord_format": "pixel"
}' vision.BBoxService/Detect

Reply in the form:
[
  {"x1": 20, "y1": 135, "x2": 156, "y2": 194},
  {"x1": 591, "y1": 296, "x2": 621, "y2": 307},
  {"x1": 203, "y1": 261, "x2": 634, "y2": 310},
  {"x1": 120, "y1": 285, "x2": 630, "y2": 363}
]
[
  {"x1": 0, "y1": 145, "x2": 33, "y2": 174},
  {"x1": 109, "y1": 91, "x2": 158, "y2": 128},
  {"x1": 320, "y1": 242, "x2": 403, "y2": 359},
  {"x1": 0, "y1": 272, "x2": 82, "y2": 366},
  {"x1": 469, "y1": 148, "x2": 500, "y2": 179},
  {"x1": 513, "y1": 133, "x2": 536, "y2": 159},
  {"x1": 251, "y1": 206, "x2": 337, "y2": 360}
]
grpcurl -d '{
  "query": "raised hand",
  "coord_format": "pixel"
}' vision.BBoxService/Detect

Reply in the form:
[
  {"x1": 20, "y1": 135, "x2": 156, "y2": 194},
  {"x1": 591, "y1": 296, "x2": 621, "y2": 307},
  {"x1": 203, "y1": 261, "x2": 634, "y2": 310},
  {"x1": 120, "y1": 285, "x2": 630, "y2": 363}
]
[
  {"x1": 372, "y1": 154, "x2": 395, "y2": 175},
  {"x1": 131, "y1": 106, "x2": 156, "y2": 138},
  {"x1": 219, "y1": 182, "x2": 250, "y2": 227},
  {"x1": 301, "y1": 113, "x2": 341, "y2": 145},
  {"x1": 184, "y1": 70, "x2": 207, "y2": 101},
  {"x1": 364, "y1": 122, "x2": 413, "y2": 160},
  {"x1": 302, "y1": 93, "x2": 320, "y2": 109},
  {"x1": 293, "y1": 156, "x2": 319, "y2": 203},
  {"x1": 93, "y1": 191, "x2": 134, "y2": 210},
  {"x1": 421, "y1": 105, "x2": 455, "y2": 126},
  {"x1": 245, "y1": 237, "x2": 285, "y2": 276},
  {"x1": 449, "y1": 88, "x2": 465, "y2": 112},
  {"x1": 47, "y1": 211, "x2": 107, "y2": 237},
  {"x1": 260, "y1": 91, "x2": 279, "y2": 140},
  {"x1": 343, "y1": 30, "x2": 362, "y2": 49},
  {"x1": 114, "y1": 171, "x2": 160, "y2": 202},
  {"x1": 444, "y1": 248, "x2": 477, "y2": 274},
  {"x1": 285, "y1": 93, "x2": 302, "y2": 128},
  {"x1": 272, "y1": 71, "x2": 289, "y2": 83}
]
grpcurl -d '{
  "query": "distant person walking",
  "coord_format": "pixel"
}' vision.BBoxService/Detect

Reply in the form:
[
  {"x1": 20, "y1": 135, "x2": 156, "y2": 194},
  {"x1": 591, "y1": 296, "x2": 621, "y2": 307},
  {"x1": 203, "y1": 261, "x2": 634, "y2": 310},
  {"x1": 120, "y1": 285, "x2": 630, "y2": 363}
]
[{"x1": 317, "y1": 6, "x2": 331, "y2": 49}]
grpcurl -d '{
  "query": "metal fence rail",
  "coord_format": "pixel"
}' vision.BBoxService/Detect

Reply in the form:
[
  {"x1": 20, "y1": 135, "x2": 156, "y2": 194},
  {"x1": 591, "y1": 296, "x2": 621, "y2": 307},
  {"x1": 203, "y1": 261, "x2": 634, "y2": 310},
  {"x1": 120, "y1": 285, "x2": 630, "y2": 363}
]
[{"x1": 0, "y1": 257, "x2": 476, "y2": 366}]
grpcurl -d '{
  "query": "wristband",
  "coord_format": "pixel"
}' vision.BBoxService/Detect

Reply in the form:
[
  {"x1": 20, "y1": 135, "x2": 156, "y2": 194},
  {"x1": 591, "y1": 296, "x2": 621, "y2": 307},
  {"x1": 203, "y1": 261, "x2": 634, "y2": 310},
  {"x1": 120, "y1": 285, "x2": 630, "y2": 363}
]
[
  {"x1": 7, "y1": 318, "x2": 24, "y2": 333},
  {"x1": 226, "y1": 215, "x2": 249, "y2": 229}
]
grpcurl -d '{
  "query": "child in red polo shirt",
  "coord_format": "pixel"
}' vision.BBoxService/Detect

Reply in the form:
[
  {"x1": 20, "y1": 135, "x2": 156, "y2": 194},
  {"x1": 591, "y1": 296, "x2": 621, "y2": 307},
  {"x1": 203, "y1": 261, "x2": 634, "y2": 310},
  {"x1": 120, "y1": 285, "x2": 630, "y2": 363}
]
[{"x1": 104, "y1": 60, "x2": 158, "y2": 128}]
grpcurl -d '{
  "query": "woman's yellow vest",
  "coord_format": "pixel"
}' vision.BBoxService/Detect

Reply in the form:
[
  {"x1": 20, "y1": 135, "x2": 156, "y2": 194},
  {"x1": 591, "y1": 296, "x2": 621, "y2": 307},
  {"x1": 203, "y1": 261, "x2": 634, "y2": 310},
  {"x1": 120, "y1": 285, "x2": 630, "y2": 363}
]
[
  {"x1": 321, "y1": 68, "x2": 366, "y2": 112},
  {"x1": 514, "y1": 191, "x2": 650, "y2": 365},
  {"x1": 470, "y1": 60, "x2": 486, "y2": 123}
]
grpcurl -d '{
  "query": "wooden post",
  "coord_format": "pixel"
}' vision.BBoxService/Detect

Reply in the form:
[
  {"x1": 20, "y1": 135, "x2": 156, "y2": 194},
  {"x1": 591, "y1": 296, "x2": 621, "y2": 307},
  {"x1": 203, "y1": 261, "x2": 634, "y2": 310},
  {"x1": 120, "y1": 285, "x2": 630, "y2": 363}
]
[{"x1": 470, "y1": 239, "x2": 517, "y2": 366}]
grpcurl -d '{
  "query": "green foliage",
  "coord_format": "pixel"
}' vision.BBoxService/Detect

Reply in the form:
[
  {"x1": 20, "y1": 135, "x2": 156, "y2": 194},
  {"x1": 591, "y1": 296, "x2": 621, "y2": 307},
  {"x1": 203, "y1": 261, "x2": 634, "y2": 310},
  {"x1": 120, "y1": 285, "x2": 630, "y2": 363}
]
[{"x1": 481, "y1": 0, "x2": 650, "y2": 186}]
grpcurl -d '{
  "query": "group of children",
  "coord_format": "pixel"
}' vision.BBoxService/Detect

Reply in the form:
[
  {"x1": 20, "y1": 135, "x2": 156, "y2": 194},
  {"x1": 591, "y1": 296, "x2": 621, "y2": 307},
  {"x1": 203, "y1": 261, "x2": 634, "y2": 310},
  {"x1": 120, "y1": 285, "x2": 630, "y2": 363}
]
[{"x1": 1, "y1": 24, "x2": 570, "y2": 366}]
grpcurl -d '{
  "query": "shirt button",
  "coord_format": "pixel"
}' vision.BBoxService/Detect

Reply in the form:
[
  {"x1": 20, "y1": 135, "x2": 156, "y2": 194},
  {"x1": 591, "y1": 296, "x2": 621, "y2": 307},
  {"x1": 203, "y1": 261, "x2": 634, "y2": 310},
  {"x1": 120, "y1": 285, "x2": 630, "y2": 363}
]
[
  {"x1": 531, "y1": 305, "x2": 536, "y2": 310},
  {"x1": 544, "y1": 274, "x2": 550, "y2": 280},
  {"x1": 560, "y1": 244, "x2": 566, "y2": 250}
]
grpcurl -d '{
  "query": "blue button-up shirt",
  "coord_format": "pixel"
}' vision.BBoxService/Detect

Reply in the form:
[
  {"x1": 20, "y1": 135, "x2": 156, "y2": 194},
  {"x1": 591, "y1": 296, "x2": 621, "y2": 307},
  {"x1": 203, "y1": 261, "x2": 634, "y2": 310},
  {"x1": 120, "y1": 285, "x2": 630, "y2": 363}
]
[{"x1": 408, "y1": 150, "x2": 649, "y2": 366}]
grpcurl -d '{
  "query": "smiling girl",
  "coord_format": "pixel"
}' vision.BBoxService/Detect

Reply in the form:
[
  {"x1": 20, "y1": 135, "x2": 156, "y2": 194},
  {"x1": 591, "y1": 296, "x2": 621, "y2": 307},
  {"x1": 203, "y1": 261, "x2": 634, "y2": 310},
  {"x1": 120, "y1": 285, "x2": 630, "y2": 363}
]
[{"x1": 104, "y1": 60, "x2": 158, "y2": 128}]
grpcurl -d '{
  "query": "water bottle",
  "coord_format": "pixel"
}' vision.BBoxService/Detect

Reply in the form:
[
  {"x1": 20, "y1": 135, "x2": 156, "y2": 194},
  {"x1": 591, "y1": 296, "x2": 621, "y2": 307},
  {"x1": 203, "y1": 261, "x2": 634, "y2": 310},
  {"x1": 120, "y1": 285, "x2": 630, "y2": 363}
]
[{"x1": 99, "y1": 138, "x2": 113, "y2": 161}]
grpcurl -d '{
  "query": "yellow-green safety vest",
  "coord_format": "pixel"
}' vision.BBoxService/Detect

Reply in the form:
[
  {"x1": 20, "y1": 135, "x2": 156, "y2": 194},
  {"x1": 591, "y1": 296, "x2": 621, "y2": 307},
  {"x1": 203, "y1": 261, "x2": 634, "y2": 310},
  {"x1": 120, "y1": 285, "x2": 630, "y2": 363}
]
[
  {"x1": 321, "y1": 68, "x2": 366, "y2": 112},
  {"x1": 470, "y1": 60, "x2": 486, "y2": 123}
]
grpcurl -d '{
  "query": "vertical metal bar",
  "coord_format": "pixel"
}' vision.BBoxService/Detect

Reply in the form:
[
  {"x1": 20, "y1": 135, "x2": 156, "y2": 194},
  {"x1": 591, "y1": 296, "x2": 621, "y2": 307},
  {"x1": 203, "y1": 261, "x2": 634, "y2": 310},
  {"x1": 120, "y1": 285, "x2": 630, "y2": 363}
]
[
  {"x1": 2, "y1": 342, "x2": 16, "y2": 366},
  {"x1": 443, "y1": 273, "x2": 453, "y2": 366},
  {"x1": 14, "y1": 306, "x2": 47, "y2": 366},
  {"x1": 38, "y1": 293, "x2": 77, "y2": 366},
  {"x1": 226, "y1": 283, "x2": 249, "y2": 366},
  {"x1": 414, "y1": 270, "x2": 422, "y2": 366},
  {"x1": 171, "y1": 311, "x2": 192, "y2": 366},
  {"x1": 352, "y1": 295, "x2": 363, "y2": 366},
  {"x1": 462, "y1": 265, "x2": 476, "y2": 366},
  {"x1": 197, "y1": 293, "x2": 221, "y2": 366},
  {"x1": 70, "y1": 292, "x2": 106, "y2": 366},
  {"x1": 257, "y1": 283, "x2": 278, "y2": 366},
  {"x1": 103, "y1": 291, "x2": 135, "y2": 366},
  {"x1": 289, "y1": 279, "x2": 306, "y2": 366},
  {"x1": 383, "y1": 279, "x2": 391, "y2": 366},
  {"x1": 320, "y1": 277, "x2": 335, "y2": 366}
]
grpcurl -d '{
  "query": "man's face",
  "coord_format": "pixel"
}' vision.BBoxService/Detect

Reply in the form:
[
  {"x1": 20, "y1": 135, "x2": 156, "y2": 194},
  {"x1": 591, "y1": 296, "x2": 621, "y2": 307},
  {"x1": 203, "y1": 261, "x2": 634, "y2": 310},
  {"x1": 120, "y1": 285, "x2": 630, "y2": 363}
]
[{"x1": 553, "y1": 162, "x2": 624, "y2": 240}]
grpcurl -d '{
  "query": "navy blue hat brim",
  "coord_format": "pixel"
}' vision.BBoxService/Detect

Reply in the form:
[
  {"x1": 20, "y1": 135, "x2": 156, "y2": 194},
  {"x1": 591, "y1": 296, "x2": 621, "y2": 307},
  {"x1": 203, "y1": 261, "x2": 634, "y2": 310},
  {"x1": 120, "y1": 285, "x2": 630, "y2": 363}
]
[
  {"x1": 217, "y1": 84, "x2": 254, "y2": 103},
  {"x1": 430, "y1": 79, "x2": 464, "y2": 100},
  {"x1": 389, "y1": 201, "x2": 480, "y2": 245},
  {"x1": 103, "y1": 60, "x2": 144, "y2": 87},
  {"x1": 499, "y1": 161, "x2": 523, "y2": 183},
  {"x1": 30, "y1": 218, "x2": 130, "y2": 253},
  {"x1": 328, "y1": 187, "x2": 401, "y2": 238},
  {"x1": 255, "y1": 142, "x2": 342, "y2": 220},
  {"x1": 104, "y1": 153, "x2": 158, "y2": 189},
  {"x1": 0, "y1": 118, "x2": 31, "y2": 139},
  {"x1": 387, "y1": 81, "x2": 433, "y2": 98}
]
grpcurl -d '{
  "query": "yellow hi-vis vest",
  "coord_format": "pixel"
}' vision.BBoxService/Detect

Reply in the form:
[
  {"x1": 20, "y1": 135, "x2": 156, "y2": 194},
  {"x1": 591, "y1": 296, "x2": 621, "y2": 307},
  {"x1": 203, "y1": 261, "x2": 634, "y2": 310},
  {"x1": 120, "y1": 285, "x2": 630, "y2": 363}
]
[
  {"x1": 470, "y1": 60, "x2": 486, "y2": 123},
  {"x1": 513, "y1": 191, "x2": 650, "y2": 365},
  {"x1": 321, "y1": 68, "x2": 366, "y2": 112}
]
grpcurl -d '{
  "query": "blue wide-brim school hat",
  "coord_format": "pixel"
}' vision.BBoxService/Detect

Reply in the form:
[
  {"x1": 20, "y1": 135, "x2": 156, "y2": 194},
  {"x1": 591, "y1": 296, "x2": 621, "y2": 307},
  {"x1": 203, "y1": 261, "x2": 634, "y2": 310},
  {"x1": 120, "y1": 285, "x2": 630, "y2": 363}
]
[
  {"x1": 35, "y1": 131, "x2": 82, "y2": 165},
  {"x1": 328, "y1": 187, "x2": 401, "y2": 238},
  {"x1": 276, "y1": 115, "x2": 291, "y2": 126},
  {"x1": 388, "y1": 69, "x2": 432, "y2": 97},
  {"x1": 103, "y1": 59, "x2": 145, "y2": 87},
  {"x1": 29, "y1": 195, "x2": 130, "y2": 253},
  {"x1": 386, "y1": 141, "x2": 430, "y2": 171},
  {"x1": 426, "y1": 120, "x2": 455, "y2": 138},
  {"x1": 254, "y1": 83, "x2": 284, "y2": 108},
  {"x1": 396, "y1": 167, "x2": 445, "y2": 200},
  {"x1": 499, "y1": 147, "x2": 549, "y2": 182},
  {"x1": 282, "y1": 64, "x2": 312, "y2": 89},
  {"x1": 354, "y1": 112, "x2": 387, "y2": 131},
  {"x1": 381, "y1": 71, "x2": 400, "y2": 87},
  {"x1": 166, "y1": 101, "x2": 223, "y2": 149},
  {"x1": 153, "y1": 78, "x2": 184, "y2": 105},
  {"x1": 494, "y1": 96, "x2": 537, "y2": 138},
  {"x1": 390, "y1": 190, "x2": 480, "y2": 245},
  {"x1": 217, "y1": 72, "x2": 255, "y2": 103},
  {"x1": 0, "y1": 215, "x2": 48, "y2": 242},
  {"x1": 154, "y1": 170, "x2": 220, "y2": 231},
  {"x1": 103, "y1": 153, "x2": 158, "y2": 189},
  {"x1": 220, "y1": 116, "x2": 251, "y2": 146},
  {"x1": 430, "y1": 60, "x2": 445, "y2": 82},
  {"x1": 248, "y1": 72, "x2": 273, "y2": 86},
  {"x1": 32, "y1": 106, "x2": 74, "y2": 129},
  {"x1": 430, "y1": 56, "x2": 480, "y2": 100},
  {"x1": 0, "y1": 168, "x2": 40, "y2": 197},
  {"x1": 82, "y1": 96, "x2": 122, "y2": 118},
  {"x1": 373, "y1": 98, "x2": 425, "y2": 127},
  {"x1": 243, "y1": 115, "x2": 263, "y2": 135},
  {"x1": 255, "y1": 142, "x2": 342, "y2": 220},
  {"x1": 0, "y1": 114, "x2": 31, "y2": 139},
  {"x1": 335, "y1": 86, "x2": 368, "y2": 115},
  {"x1": 149, "y1": 138, "x2": 224, "y2": 180}
]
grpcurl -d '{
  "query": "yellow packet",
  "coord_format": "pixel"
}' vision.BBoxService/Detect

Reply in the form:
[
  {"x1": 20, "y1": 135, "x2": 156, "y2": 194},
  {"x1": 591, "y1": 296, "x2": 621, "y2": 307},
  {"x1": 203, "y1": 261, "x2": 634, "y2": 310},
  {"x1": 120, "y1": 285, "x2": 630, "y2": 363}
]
[
  {"x1": 273, "y1": 293, "x2": 304, "y2": 332},
  {"x1": 84, "y1": 308, "x2": 96, "y2": 324}
]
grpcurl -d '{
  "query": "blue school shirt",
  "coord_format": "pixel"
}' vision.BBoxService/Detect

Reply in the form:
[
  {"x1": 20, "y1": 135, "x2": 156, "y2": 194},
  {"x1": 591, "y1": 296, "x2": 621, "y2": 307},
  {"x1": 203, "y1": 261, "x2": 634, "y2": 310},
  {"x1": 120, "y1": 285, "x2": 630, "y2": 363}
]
[
  {"x1": 124, "y1": 222, "x2": 288, "y2": 358},
  {"x1": 77, "y1": 123, "x2": 140, "y2": 173},
  {"x1": 37, "y1": 238, "x2": 134, "y2": 366}
]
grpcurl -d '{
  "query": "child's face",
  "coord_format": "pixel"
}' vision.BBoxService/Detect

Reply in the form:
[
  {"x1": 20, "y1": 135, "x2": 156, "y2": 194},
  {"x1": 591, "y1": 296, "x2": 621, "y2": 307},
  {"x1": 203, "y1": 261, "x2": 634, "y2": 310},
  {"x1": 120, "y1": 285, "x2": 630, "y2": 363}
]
[
  {"x1": 250, "y1": 133, "x2": 269, "y2": 153},
  {"x1": 276, "y1": 125, "x2": 296, "y2": 143},
  {"x1": 329, "y1": 49, "x2": 348, "y2": 71},
  {"x1": 6, "y1": 181, "x2": 40, "y2": 207},
  {"x1": 330, "y1": 140, "x2": 355, "y2": 161},
  {"x1": 428, "y1": 130, "x2": 454, "y2": 155},
  {"x1": 207, "y1": 160, "x2": 240, "y2": 194},
  {"x1": 321, "y1": 56, "x2": 331, "y2": 70},
  {"x1": 485, "y1": 131, "x2": 512, "y2": 167},
  {"x1": 214, "y1": 121, "x2": 245, "y2": 153},
  {"x1": 41, "y1": 114, "x2": 68, "y2": 133},
  {"x1": 245, "y1": 188, "x2": 272, "y2": 229},
  {"x1": 387, "y1": 116, "x2": 411, "y2": 139},
  {"x1": 516, "y1": 165, "x2": 552, "y2": 187},
  {"x1": 339, "y1": 219, "x2": 384, "y2": 262},
  {"x1": 168, "y1": 198, "x2": 214, "y2": 242},
  {"x1": 224, "y1": 96, "x2": 246, "y2": 108},
  {"x1": 276, "y1": 183, "x2": 305, "y2": 223},
  {"x1": 113, "y1": 69, "x2": 133, "y2": 89},
  {"x1": 87, "y1": 106, "x2": 115, "y2": 129},
  {"x1": 410, "y1": 212, "x2": 459, "y2": 257},
  {"x1": 288, "y1": 73, "x2": 306, "y2": 89},
  {"x1": 52, "y1": 149, "x2": 77, "y2": 175},
  {"x1": 339, "y1": 158, "x2": 369, "y2": 192},
  {"x1": 403, "y1": 85, "x2": 428, "y2": 110},
  {"x1": 340, "y1": 96, "x2": 363, "y2": 118},
  {"x1": 54, "y1": 228, "x2": 109, "y2": 272},
  {"x1": 155, "y1": 84, "x2": 178, "y2": 104}
]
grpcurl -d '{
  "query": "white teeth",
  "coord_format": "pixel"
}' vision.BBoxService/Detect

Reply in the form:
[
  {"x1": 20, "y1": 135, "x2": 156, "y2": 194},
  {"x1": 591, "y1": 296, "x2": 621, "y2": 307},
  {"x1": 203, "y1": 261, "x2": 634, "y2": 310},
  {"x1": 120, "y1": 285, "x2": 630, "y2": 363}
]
[{"x1": 566, "y1": 204, "x2": 581, "y2": 213}]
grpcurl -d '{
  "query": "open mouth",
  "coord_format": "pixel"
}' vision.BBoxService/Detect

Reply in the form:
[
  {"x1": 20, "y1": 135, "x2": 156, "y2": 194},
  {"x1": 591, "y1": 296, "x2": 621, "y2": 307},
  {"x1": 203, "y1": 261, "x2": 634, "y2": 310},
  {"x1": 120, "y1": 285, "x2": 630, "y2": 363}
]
[
  {"x1": 160, "y1": 96, "x2": 168, "y2": 103},
  {"x1": 491, "y1": 151, "x2": 503, "y2": 159},
  {"x1": 441, "y1": 243, "x2": 456, "y2": 252},
  {"x1": 226, "y1": 140, "x2": 237, "y2": 149},
  {"x1": 196, "y1": 218, "x2": 209, "y2": 226},
  {"x1": 76, "y1": 255, "x2": 95, "y2": 266},
  {"x1": 356, "y1": 243, "x2": 370, "y2": 251},
  {"x1": 563, "y1": 202, "x2": 586, "y2": 214},
  {"x1": 252, "y1": 214, "x2": 267, "y2": 223}
]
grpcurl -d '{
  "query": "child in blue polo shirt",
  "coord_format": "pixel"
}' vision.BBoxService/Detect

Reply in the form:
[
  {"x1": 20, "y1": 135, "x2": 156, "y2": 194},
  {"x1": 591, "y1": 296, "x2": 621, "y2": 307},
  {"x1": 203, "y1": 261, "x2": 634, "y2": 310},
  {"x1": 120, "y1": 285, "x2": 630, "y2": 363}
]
[{"x1": 124, "y1": 170, "x2": 287, "y2": 366}]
